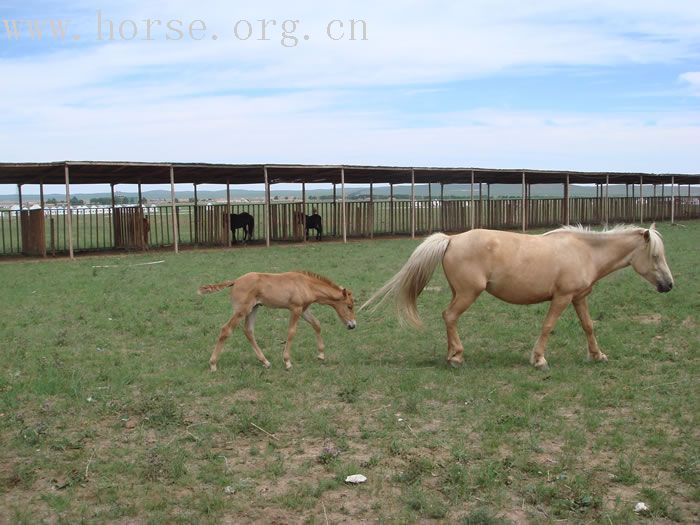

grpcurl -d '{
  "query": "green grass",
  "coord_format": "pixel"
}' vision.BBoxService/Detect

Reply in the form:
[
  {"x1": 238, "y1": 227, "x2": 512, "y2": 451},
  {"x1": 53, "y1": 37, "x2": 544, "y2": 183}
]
[{"x1": 1, "y1": 221, "x2": 698, "y2": 523}]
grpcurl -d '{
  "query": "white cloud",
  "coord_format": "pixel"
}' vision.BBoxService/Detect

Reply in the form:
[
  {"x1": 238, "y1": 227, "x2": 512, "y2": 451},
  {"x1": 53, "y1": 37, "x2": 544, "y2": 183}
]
[{"x1": 679, "y1": 71, "x2": 700, "y2": 95}]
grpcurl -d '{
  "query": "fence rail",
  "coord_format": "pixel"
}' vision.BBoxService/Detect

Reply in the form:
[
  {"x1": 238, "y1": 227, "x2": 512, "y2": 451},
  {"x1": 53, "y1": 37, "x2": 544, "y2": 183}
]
[{"x1": 1, "y1": 196, "x2": 698, "y2": 256}]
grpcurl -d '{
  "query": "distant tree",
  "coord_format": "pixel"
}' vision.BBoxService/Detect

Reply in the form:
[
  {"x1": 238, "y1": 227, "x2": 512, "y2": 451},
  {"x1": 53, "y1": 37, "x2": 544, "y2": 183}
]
[
  {"x1": 46, "y1": 198, "x2": 58, "y2": 205},
  {"x1": 70, "y1": 196, "x2": 84, "y2": 205},
  {"x1": 90, "y1": 197, "x2": 113, "y2": 205}
]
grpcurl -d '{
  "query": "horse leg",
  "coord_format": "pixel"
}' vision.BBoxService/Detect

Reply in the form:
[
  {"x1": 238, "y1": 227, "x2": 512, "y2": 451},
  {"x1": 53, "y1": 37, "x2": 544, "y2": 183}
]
[
  {"x1": 442, "y1": 291, "x2": 480, "y2": 367},
  {"x1": 573, "y1": 296, "x2": 608, "y2": 363},
  {"x1": 530, "y1": 295, "x2": 572, "y2": 370},
  {"x1": 283, "y1": 308, "x2": 303, "y2": 370},
  {"x1": 302, "y1": 309, "x2": 325, "y2": 361},
  {"x1": 209, "y1": 309, "x2": 246, "y2": 372},
  {"x1": 242, "y1": 306, "x2": 271, "y2": 368}
]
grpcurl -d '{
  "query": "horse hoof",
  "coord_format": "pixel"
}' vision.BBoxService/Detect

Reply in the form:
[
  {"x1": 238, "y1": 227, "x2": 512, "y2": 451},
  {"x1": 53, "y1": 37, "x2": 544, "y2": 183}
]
[
  {"x1": 533, "y1": 360, "x2": 549, "y2": 371},
  {"x1": 317, "y1": 353, "x2": 326, "y2": 361},
  {"x1": 209, "y1": 363, "x2": 218, "y2": 372},
  {"x1": 589, "y1": 352, "x2": 608, "y2": 363},
  {"x1": 448, "y1": 358, "x2": 463, "y2": 368},
  {"x1": 284, "y1": 362, "x2": 292, "y2": 371},
  {"x1": 263, "y1": 360, "x2": 271, "y2": 369}
]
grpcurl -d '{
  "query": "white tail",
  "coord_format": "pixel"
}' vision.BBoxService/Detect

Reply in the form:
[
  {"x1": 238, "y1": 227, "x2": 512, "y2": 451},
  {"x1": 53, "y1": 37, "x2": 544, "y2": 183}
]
[{"x1": 361, "y1": 233, "x2": 451, "y2": 327}]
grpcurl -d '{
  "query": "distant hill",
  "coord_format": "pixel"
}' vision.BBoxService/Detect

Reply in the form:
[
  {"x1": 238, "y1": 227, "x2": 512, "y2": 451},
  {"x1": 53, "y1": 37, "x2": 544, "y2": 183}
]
[{"x1": 1, "y1": 183, "x2": 694, "y2": 204}]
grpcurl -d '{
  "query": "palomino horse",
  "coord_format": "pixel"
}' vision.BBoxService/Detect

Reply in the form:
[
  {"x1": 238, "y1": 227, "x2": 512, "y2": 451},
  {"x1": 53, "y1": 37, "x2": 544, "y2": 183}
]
[
  {"x1": 230, "y1": 212, "x2": 254, "y2": 242},
  {"x1": 199, "y1": 271, "x2": 356, "y2": 370},
  {"x1": 362, "y1": 225, "x2": 673, "y2": 369},
  {"x1": 294, "y1": 211, "x2": 323, "y2": 241}
]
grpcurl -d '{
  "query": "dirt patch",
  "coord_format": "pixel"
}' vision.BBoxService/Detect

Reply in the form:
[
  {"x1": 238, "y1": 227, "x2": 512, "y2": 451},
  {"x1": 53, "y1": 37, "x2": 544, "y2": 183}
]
[
  {"x1": 681, "y1": 316, "x2": 697, "y2": 329},
  {"x1": 230, "y1": 388, "x2": 260, "y2": 403},
  {"x1": 633, "y1": 314, "x2": 662, "y2": 325}
]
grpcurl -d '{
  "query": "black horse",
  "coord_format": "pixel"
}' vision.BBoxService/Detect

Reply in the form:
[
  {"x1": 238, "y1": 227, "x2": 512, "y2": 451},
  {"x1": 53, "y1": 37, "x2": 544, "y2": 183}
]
[
  {"x1": 294, "y1": 211, "x2": 323, "y2": 241},
  {"x1": 230, "y1": 212, "x2": 254, "y2": 242}
]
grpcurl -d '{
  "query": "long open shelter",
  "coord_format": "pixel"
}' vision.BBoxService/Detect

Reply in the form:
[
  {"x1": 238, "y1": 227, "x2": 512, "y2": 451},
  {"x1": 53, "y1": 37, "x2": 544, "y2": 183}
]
[{"x1": 1, "y1": 161, "x2": 699, "y2": 258}]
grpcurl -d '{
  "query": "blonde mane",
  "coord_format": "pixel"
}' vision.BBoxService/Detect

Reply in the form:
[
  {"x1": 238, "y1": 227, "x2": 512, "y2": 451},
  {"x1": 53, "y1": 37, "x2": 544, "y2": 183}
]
[{"x1": 543, "y1": 224, "x2": 664, "y2": 256}]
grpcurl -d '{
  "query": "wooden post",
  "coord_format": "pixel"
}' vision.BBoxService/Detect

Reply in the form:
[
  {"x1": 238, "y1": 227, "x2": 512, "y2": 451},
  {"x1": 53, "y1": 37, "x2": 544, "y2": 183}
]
[
  {"x1": 264, "y1": 166, "x2": 271, "y2": 247},
  {"x1": 193, "y1": 183, "x2": 199, "y2": 245},
  {"x1": 17, "y1": 184, "x2": 24, "y2": 255},
  {"x1": 169, "y1": 166, "x2": 179, "y2": 253},
  {"x1": 39, "y1": 181, "x2": 46, "y2": 257},
  {"x1": 369, "y1": 182, "x2": 374, "y2": 238},
  {"x1": 64, "y1": 164, "x2": 74, "y2": 259},
  {"x1": 639, "y1": 175, "x2": 644, "y2": 224},
  {"x1": 521, "y1": 172, "x2": 526, "y2": 232},
  {"x1": 661, "y1": 182, "x2": 665, "y2": 221},
  {"x1": 138, "y1": 181, "x2": 145, "y2": 250},
  {"x1": 302, "y1": 182, "x2": 307, "y2": 242},
  {"x1": 390, "y1": 183, "x2": 394, "y2": 234},
  {"x1": 440, "y1": 183, "x2": 444, "y2": 231},
  {"x1": 341, "y1": 167, "x2": 347, "y2": 243},
  {"x1": 479, "y1": 182, "x2": 483, "y2": 229},
  {"x1": 470, "y1": 170, "x2": 475, "y2": 230},
  {"x1": 226, "y1": 179, "x2": 231, "y2": 247},
  {"x1": 565, "y1": 174, "x2": 570, "y2": 226},
  {"x1": 670, "y1": 176, "x2": 675, "y2": 224},
  {"x1": 427, "y1": 182, "x2": 431, "y2": 234},
  {"x1": 605, "y1": 175, "x2": 609, "y2": 226},
  {"x1": 110, "y1": 183, "x2": 116, "y2": 250},
  {"x1": 487, "y1": 183, "x2": 491, "y2": 228},
  {"x1": 410, "y1": 169, "x2": 416, "y2": 239},
  {"x1": 332, "y1": 183, "x2": 337, "y2": 237}
]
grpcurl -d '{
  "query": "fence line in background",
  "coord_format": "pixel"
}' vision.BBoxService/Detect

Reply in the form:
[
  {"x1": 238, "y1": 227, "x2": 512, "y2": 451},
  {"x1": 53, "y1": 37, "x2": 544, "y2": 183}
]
[{"x1": 1, "y1": 196, "x2": 698, "y2": 256}]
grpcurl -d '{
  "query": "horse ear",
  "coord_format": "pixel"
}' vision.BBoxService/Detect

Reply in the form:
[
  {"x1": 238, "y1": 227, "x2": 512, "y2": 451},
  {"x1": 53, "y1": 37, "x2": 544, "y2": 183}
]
[
  {"x1": 342, "y1": 288, "x2": 348, "y2": 298},
  {"x1": 649, "y1": 222, "x2": 657, "y2": 230},
  {"x1": 643, "y1": 230, "x2": 650, "y2": 242}
]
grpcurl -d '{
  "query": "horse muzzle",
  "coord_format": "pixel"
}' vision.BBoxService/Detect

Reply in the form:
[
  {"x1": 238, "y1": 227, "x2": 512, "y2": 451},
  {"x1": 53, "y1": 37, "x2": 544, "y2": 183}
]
[
  {"x1": 656, "y1": 281, "x2": 673, "y2": 293},
  {"x1": 347, "y1": 320, "x2": 357, "y2": 330}
]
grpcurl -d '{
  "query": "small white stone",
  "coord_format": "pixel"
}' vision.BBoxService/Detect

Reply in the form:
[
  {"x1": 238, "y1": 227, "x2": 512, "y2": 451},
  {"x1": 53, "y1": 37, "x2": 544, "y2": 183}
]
[
  {"x1": 224, "y1": 486, "x2": 235, "y2": 494},
  {"x1": 634, "y1": 502, "x2": 649, "y2": 513},
  {"x1": 345, "y1": 474, "x2": 367, "y2": 484}
]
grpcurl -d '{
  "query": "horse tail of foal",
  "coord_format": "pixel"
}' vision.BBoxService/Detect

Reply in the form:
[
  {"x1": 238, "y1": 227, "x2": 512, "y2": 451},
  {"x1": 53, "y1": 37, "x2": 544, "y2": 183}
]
[
  {"x1": 197, "y1": 280, "x2": 236, "y2": 295},
  {"x1": 361, "y1": 233, "x2": 451, "y2": 328}
]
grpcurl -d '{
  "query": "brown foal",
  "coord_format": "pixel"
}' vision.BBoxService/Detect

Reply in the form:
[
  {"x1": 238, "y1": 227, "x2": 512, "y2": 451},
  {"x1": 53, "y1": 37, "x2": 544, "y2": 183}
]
[{"x1": 199, "y1": 271, "x2": 356, "y2": 371}]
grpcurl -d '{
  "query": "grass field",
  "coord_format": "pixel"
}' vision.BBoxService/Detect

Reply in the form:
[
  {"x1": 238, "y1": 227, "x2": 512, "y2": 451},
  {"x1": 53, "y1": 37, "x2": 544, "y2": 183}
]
[{"x1": 1, "y1": 222, "x2": 698, "y2": 524}]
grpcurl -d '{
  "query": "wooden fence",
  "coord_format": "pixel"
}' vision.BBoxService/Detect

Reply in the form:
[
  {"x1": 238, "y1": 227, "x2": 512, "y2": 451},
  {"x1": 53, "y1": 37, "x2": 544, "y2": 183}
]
[{"x1": 1, "y1": 196, "x2": 698, "y2": 256}]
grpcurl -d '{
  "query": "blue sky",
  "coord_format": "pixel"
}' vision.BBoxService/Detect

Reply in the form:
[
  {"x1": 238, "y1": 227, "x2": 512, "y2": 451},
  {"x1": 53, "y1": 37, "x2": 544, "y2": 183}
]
[{"x1": 1, "y1": 1, "x2": 699, "y2": 195}]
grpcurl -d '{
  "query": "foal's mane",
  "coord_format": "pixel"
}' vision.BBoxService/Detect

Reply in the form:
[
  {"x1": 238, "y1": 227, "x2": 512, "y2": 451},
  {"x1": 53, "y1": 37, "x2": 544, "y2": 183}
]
[
  {"x1": 543, "y1": 224, "x2": 664, "y2": 256},
  {"x1": 297, "y1": 271, "x2": 342, "y2": 289}
]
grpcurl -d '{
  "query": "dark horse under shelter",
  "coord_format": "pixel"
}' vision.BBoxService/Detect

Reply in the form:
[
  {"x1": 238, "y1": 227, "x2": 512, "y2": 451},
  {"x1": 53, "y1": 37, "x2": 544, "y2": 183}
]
[
  {"x1": 230, "y1": 212, "x2": 254, "y2": 242},
  {"x1": 294, "y1": 211, "x2": 323, "y2": 240}
]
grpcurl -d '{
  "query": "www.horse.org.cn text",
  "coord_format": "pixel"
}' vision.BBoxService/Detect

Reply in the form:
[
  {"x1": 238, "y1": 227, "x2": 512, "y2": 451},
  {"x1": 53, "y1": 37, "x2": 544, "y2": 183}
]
[{"x1": 1, "y1": 13, "x2": 369, "y2": 47}]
